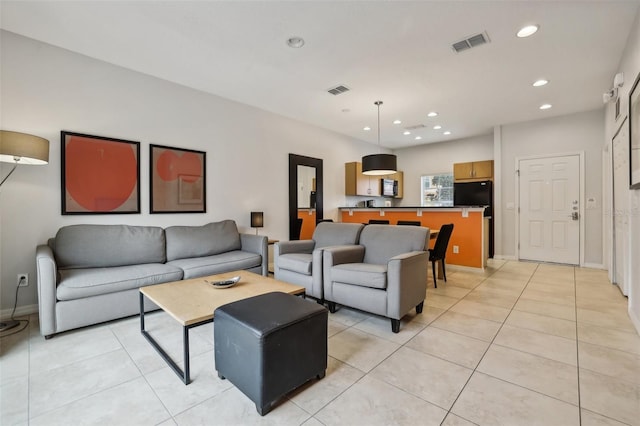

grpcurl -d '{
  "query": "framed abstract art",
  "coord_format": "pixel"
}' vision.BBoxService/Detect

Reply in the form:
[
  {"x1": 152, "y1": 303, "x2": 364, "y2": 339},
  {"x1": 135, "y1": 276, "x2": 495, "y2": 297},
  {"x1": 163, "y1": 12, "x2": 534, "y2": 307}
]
[
  {"x1": 150, "y1": 144, "x2": 206, "y2": 213},
  {"x1": 61, "y1": 131, "x2": 140, "y2": 214}
]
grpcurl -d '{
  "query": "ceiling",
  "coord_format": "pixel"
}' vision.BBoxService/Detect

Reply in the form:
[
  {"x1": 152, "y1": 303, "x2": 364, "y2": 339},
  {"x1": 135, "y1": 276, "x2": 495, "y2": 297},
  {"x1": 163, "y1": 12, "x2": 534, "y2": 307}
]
[{"x1": 1, "y1": 1, "x2": 638, "y2": 149}]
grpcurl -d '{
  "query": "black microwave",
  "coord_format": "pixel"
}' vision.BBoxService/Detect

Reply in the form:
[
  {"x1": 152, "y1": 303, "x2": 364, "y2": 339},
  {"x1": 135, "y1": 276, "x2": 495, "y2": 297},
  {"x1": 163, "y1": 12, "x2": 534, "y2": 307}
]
[{"x1": 381, "y1": 178, "x2": 398, "y2": 197}]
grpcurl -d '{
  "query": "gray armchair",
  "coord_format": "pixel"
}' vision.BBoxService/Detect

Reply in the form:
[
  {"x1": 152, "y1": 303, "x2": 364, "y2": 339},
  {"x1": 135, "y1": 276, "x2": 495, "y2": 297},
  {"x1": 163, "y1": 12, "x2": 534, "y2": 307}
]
[
  {"x1": 274, "y1": 222, "x2": 364, "y2": 300},
  {"x1": 322, "y1": 224, "x2": 430, "y2": 333}
]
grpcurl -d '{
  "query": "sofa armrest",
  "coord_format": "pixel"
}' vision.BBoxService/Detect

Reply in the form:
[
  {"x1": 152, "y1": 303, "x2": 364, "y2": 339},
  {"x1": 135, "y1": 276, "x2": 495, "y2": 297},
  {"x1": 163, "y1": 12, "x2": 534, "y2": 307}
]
[
  {"x1": 386, "y1": 251, "x2": 428, "y2": 319},
  {"x1": 240, "y1": 233, "x2": 268, "y2": 276},
  {"x1": 36, "y1": 244, "x2": 58, "y2": 337}
]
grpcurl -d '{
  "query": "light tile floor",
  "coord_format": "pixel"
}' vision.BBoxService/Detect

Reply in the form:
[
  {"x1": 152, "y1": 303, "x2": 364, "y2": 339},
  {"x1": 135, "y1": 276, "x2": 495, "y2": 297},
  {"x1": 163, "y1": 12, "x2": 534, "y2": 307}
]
[{"x1": 1, "y1": 260, "x2": 640, "y2": 425}]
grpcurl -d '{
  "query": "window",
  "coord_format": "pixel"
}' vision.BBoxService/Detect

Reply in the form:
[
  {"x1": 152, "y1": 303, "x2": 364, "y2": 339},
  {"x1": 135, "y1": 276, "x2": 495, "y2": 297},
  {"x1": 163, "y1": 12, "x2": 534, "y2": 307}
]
[{"x1": 421, "y1": 173, "x2": 454, "y2": 207}]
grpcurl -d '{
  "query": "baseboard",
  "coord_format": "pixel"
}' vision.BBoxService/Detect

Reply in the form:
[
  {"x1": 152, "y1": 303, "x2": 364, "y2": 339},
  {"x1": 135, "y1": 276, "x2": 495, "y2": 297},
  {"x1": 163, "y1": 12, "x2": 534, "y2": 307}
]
[
  {"x1": 582, "y1": 262, "x2": 605, "y2": 270},
  {"x1": 493, "y1": 254, "x2": 517, "y2": 261},
  {"x1": 629, "y1": 306, "x2": 640, "y2": 335},
  {"x1": 1, "y1": 304, "x2": 38, "y2": 321}
]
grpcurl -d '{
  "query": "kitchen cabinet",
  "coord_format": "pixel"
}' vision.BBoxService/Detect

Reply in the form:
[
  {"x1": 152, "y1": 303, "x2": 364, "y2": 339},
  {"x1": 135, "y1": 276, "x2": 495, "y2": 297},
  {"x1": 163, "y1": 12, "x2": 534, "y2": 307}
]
[
  {"x1": 453, "y1": 160, "x2": 493, "y2": 182},
  {"x1": 345, "y1": 162, "x2": 380, "y2": 196},
  {"x1": 345, "y1": 163, "x2": 404, "y2": 197}
]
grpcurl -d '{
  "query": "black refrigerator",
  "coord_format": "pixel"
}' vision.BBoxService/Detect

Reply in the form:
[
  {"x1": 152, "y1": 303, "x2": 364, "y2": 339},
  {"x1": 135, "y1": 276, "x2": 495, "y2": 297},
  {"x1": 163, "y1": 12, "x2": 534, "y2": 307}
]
[{"x1": 453, "y1": 180, "x2": 494, "y2": 258}]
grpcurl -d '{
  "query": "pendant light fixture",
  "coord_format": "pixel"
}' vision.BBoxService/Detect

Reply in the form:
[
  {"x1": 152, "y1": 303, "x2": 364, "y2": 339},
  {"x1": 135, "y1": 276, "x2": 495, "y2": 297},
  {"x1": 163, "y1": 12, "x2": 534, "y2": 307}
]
[{"x1": 362, "y1": 100, "x2": 397, "y2": 176}]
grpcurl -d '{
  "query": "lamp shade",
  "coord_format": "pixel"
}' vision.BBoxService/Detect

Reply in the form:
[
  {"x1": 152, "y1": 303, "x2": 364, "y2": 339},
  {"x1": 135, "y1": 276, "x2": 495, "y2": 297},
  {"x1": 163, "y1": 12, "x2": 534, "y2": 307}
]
[
  {"x1": 0, "y1": 130, "x2": 49, "y2": 165},
  {"x1": 251, "y1": 211, "x2": 264, "y2": 228},
  {"x1": 362, "y1": 154, "x2": 397, "y2": 176}
]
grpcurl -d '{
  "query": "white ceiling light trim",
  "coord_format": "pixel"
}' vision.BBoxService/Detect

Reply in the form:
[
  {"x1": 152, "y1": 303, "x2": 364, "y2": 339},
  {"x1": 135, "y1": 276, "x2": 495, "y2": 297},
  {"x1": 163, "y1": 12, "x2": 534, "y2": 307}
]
[
  {"x1": 539, "y1": 103, "x2": 552, "y2": 110},
  {"x1": 533, "y1": 79, "x2": 549, "y2": 87},
  {"x1": 517, "y1": 25, "x2": 539, "y2": 38},
  {"x1": 286, "y1": 36, "x2": 305, "y2": 48},
  {"x1": 427, "y1": 112, "x2": 438, "y2": 117}
]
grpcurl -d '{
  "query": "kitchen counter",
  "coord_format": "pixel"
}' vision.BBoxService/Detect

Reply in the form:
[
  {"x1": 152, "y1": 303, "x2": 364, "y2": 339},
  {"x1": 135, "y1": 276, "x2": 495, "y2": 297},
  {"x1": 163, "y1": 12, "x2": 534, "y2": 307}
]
[{"x1": 340, "y1": 206, "x2": 489, "y2": 269}]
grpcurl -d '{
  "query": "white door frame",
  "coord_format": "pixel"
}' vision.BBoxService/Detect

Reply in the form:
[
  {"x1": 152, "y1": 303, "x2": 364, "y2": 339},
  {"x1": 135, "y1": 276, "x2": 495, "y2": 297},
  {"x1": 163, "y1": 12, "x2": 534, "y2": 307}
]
[{"x1": 515, "y1": 151, "x2": 586, "y2": 266}]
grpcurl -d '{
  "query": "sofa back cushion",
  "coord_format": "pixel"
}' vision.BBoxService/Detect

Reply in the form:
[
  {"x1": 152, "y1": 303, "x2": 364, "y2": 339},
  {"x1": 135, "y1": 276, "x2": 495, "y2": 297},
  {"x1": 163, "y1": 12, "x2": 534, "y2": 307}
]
[
  {"x1": 165, "y1": 220, "x2": 241, "y2": 261},
  {"x1": 360, "y1": 224, "x2": 429, "y2": 265},
  {"x1": 55, "y1": 224, "x2": 166, "y2": 269},
  {"x1": 312, "y1": 222, "x2": 364, "y2": 249}
]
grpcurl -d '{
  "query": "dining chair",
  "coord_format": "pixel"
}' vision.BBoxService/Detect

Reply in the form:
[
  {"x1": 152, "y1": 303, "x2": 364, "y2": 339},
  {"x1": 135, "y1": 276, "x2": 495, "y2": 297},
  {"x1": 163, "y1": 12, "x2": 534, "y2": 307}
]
[
  {"x1": 368, "y1": 219, "x2": 390, "y2": 225},
  {"x1": 429, "y1": 223, "x2": 454, "y2": 288},
  {"x1": 396, "y1": 220, "x2": 421, "y2": 226}
]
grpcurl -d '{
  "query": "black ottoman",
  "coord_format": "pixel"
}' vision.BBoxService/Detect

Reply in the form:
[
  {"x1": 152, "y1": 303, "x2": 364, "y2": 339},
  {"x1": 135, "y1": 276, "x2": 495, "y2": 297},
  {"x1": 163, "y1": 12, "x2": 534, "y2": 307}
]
[{"x1": 214, "y1": 291, "x2": 328, "y2": 416}]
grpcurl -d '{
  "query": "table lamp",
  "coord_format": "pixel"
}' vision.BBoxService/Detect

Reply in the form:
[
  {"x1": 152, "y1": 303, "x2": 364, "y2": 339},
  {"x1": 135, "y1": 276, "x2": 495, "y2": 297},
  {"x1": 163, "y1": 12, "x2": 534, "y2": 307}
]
[{"x1": 251, "y1": 211, "x2": 264, "y2": 235}]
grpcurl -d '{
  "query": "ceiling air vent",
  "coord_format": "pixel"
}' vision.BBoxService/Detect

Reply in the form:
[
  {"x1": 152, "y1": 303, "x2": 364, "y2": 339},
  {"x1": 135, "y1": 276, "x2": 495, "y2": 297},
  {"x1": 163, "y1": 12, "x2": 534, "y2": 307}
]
[
  {"x1": 452, "y1": 32, "x2": 490, "y2": 53},
  {"x1": 327, "y1": 85, "x2": 350, "y2": 95},
  {"x1": 405, "y1": 124, "x2": 426, "y2": 130}
]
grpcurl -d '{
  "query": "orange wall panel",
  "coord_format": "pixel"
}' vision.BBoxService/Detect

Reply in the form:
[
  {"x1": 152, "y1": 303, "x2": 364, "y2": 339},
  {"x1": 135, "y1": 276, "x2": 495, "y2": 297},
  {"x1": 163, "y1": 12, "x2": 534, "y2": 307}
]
[
  {"x1": 341, "y1": 209, "x2": 485, "y2": 268},
  {"x1": 298, "y1": 210, "x2": 316, "y2": 240}
]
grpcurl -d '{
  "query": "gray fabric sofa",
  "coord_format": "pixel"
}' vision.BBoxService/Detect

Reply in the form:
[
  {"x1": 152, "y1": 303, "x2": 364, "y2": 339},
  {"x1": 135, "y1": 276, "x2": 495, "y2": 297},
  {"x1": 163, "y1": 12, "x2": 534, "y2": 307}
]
[
  {"x1": 322, "y1": 224, "x2": 430, "y2": 333},
  {"x1": 273, "y1": 222, "x2": 364, "y2": 300},
  {"x1": 36, "y1": 220, "x2": 267, "y2": 337}
]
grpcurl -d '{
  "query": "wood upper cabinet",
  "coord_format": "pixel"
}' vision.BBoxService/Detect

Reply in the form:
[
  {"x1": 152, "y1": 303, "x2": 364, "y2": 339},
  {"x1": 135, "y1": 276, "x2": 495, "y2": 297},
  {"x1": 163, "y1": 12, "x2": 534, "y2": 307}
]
[
  {"x1": 345, "y1": 162, "x2": 380, "y2": 196},
  {"x1": 345, "y1": 162, "x2": 404, "y2": 197},
  {"x1": 453, "y1": 160, "x2": 494, "y2": 181}
]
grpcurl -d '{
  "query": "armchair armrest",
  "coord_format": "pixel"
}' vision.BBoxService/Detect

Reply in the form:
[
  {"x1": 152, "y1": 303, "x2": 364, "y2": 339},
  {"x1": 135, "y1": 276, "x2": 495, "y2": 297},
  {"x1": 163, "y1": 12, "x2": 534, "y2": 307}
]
[
  {"x1": 322, "y1": 245, "x2": 365, "y2": 268},
  {"x1": 275, "y1": 240, "x2": 316, "y2": 256},
  {"x1": 386, "y1": 251, "x2": 429, "y2": 319},
  {"x1": 36, "y1": 244, "x2": 58, "y2": 337},
  {"x1": 240, "y1": 233, "x2": 268, "y2": 276}
]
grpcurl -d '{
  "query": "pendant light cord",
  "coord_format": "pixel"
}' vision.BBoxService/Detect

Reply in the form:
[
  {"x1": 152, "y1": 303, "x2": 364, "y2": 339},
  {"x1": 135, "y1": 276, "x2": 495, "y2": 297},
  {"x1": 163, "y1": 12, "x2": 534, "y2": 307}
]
[{"x1": 375, "y1": 100, "x2": 383, "y2": 154}]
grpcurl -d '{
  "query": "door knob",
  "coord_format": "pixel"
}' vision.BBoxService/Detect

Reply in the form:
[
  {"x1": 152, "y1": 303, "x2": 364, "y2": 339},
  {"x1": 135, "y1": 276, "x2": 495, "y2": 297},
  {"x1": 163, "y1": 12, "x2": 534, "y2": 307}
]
[{"x1": 568, "y1": 212, "x2": 579, "y2": 220}]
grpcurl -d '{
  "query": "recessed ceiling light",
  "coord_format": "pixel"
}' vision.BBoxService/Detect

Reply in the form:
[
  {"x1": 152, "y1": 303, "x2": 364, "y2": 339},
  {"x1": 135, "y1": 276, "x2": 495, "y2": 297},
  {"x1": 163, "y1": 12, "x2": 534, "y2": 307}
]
[
  {"x1": 415, "y1": 136, "x2": 422, "y2": 140},
  {"x1": 433, "y1": 125, "x2": 442, "y2": 130},
  {"x1": 286, "y1": 36, "x2": 305, "y2": 48},
  {"x1": 393, "y1": 120, "x2": 401, "y2": 125},
  {"x1": 444, "y1": 131, "x2": 451, "y2": 135},
  {"x1": 539, "y1": 104, "x2": 552, "y2": 110},
  {"x1": 403, "y1": 131, "x2": 411, "y2": 135},
  {"x1": 517, "y1": 25, "x2": 539, "y2": 38},
  {"x1": 363, "y1": 126, "x2": 371, "y2": 131},
  {"x1": 533, "y1": 79, "x2": 548, "y2": 87},
  {"x1": 427, "y1": 112, "x2": 438, "y2": 117}
]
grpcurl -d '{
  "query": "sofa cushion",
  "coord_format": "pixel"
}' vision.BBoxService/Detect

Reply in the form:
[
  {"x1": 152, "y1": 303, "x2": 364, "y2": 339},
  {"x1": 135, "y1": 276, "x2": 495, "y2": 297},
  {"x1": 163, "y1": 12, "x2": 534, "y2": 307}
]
[
  {"x1": 167, "y1": 250, "x2": 262, "y2": 279},
  {"x1": 165, "y1": 220, "x2": 241, "y2": 262},
  {"x1": 55, "y1": 225, "x2": 166, "y2": 269},
  {"x1": 56, "y1": 263, "x2": 184, "y2": 301},
  {"x1": 312, "y1": 222, "x2": 364, "y2": 249},
  {"x1": 331, "y1": 263, "x2": 387, "y2": 289},
  {"x1": 277, "y1": 253, "x2": 312, "y2": 275}
]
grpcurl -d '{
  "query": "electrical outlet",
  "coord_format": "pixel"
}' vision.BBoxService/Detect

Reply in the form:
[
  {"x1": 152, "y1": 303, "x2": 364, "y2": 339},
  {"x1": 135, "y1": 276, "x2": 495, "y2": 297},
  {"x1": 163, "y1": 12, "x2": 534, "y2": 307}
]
[
  {"x1": 17, "y1": 273, "x2": 29, "y2": 287},
  {"x1": 453, "y1": 245, "x2": 459, "y2": 254}
]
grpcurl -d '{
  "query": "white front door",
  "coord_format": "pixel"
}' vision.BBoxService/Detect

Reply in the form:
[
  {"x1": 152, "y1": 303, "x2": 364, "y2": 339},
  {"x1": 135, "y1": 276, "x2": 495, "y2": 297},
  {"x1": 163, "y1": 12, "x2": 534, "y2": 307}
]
[{"x1": 518, "y1": 155, "x2": 580, "y2": 265}]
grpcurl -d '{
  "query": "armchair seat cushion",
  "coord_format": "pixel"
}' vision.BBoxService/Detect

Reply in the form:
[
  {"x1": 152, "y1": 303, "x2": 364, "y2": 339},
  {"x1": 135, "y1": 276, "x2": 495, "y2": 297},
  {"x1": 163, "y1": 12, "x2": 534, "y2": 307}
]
[
  {"x1": 331, "y1": 263, "x2": 387, "y2": 290},
  {"x1": 277, "y1": 253, "x2": 313, "y2": 276}
]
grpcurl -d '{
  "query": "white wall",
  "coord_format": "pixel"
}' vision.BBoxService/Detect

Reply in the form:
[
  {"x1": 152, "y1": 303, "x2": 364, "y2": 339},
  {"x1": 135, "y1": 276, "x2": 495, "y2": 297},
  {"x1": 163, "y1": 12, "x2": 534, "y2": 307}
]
[
  {"x1": 0, "y1": 31, "x2": 377, "y2": 312},
  {"x1": 394, "y1": 134, "x2": 494, "y2": 206},
  {"x1": 498, "y1": 109, "x2": 605, "y2": 266},
  {"x1": 604, "y1": 10, "x2": 640, "y2": 332}
]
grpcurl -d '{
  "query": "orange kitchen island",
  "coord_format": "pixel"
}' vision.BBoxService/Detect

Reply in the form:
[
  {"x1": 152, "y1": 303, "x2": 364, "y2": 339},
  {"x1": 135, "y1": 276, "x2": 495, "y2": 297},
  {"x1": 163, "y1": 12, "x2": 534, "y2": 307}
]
[{"x1": 339, "y1": 207, "x2": 490, "y2": 269}]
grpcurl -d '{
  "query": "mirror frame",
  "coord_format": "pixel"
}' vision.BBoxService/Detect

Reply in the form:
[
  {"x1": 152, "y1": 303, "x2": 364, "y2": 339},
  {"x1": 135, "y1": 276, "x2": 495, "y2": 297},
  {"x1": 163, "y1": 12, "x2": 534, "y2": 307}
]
[{"x1": 289, "y1": 153, "x2": 323, "y2": 240}]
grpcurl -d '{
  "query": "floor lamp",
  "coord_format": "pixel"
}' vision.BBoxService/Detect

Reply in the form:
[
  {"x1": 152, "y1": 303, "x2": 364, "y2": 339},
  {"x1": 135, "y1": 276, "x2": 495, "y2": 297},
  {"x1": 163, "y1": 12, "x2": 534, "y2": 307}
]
[{"x1": 0, "y1": 130, "x2": 50, "y2": 332}]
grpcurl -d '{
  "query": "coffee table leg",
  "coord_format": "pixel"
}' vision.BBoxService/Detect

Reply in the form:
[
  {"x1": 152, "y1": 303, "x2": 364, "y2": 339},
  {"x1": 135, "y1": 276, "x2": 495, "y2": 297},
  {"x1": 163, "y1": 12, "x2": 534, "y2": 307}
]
[{"x1": 139, "y1": 291, "x2": 206, "y2": 385}]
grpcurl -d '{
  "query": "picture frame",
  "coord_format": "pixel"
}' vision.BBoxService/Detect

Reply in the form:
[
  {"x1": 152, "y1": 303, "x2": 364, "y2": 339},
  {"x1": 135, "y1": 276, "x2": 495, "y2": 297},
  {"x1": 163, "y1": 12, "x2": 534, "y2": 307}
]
[
  {"x1": 150, "y1": 144, "x2": 206, "y2": 213},
  {"x1": 630, "y1": 71, "x2": 640, "y2": 189},
  {"x1": 61, "y1": 131, "x2": 140, "y2": 214}
]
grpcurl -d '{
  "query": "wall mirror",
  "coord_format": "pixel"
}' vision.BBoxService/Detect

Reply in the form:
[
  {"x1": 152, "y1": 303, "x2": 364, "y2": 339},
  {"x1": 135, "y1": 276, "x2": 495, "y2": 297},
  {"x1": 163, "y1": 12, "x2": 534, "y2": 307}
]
[{"x1": 289, "y1": 154, "x2": 323, "y2": 240}]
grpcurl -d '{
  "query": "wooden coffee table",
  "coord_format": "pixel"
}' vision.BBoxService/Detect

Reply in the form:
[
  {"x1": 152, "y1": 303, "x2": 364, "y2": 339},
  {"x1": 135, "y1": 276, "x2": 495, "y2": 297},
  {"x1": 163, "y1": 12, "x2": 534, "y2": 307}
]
[{"x1": 139, "y1": 270, "x2": 305, "y2": 384}]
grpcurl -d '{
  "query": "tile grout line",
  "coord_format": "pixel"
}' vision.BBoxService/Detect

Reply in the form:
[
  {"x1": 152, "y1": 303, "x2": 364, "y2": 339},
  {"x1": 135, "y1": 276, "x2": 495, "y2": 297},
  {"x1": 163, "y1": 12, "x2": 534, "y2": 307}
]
[{"x1": 440, "y1": 262, "x2": 540, "y2": 425}]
